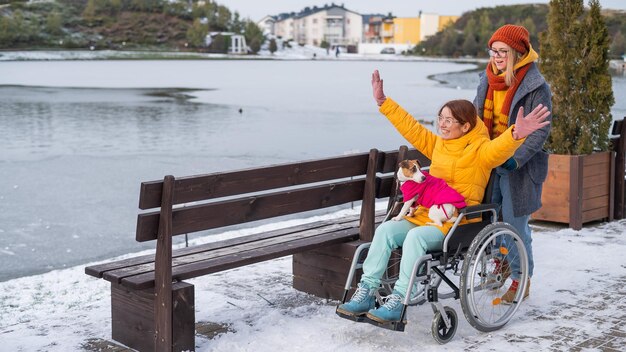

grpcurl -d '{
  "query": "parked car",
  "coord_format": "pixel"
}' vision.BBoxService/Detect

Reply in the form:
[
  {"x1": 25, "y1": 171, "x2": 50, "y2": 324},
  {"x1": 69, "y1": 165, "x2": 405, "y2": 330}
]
[{"x1": 380, "y1": 47, "x2": 396, "y2": 54}]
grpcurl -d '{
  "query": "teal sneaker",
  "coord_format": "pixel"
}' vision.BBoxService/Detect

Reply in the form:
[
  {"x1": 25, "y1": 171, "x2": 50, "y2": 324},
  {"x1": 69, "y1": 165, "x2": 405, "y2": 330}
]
[
  {"x1": 336, "y1": 283, "x2": 377, "y2": 317},
  {"x1": 366, "y1": 291, "x2": 405, "y2": 323}
]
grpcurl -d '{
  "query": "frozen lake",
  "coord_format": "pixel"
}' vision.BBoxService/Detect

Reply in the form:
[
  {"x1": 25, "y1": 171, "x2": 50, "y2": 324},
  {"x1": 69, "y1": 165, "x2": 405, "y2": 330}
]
[{"x1": 0, "y1": 59, "x2": 624, "y2": 281}]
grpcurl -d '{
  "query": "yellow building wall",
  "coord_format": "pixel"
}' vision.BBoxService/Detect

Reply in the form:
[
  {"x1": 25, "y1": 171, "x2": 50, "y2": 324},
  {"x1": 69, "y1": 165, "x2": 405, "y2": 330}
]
[
  {"x1": 382, "y1": 21, "x2": 394, "y2": 44},
  {"x1": 393, "y1": 18, "x2": 420, "y2": 45},
  {"x1": 438, "y1": 15, "x2": 459, "y2": 31}
]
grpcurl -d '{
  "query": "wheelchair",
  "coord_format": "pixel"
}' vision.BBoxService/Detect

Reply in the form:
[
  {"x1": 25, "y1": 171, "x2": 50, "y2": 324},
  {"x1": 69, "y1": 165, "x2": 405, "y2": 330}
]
[{"x1": 336, "y1": 171, "x2": 529, "y2": 344}]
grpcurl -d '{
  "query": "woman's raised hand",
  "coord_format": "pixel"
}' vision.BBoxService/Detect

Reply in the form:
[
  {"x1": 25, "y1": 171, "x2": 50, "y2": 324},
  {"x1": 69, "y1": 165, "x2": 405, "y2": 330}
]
[
  {"x1": 371, "y1": 70, "x2": 387, "y2": 106},
  {"x1": 512, "y1": 104, "x2": 551, "y2": 140}
]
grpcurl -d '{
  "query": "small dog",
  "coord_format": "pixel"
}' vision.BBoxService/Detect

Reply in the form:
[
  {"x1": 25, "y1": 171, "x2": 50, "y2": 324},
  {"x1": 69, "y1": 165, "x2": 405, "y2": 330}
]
[{"x1": 393, "y1": 160, "x2": 466, "y2": 226}]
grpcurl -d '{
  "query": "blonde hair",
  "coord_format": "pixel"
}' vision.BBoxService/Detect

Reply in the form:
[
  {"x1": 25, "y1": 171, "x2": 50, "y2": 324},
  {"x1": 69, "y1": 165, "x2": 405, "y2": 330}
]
[{"x1": 501, "y1": 44, "x2": 524, "y2": 87}]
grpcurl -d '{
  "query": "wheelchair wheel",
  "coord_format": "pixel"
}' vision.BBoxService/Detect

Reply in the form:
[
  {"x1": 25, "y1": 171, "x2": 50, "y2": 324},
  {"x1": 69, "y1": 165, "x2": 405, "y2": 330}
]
[
  {"x1": 459, "y1": 222, "x2": 529, "y2": 332},
  {"x1": 431, "y1": 306, "x2": 457, "y2": 344}
]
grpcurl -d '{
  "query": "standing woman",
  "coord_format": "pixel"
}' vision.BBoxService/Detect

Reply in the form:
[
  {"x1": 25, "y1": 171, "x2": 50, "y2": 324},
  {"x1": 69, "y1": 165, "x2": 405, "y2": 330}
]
[{"x1": 473, "y1": 24, "x2": 552, "y2": 303}]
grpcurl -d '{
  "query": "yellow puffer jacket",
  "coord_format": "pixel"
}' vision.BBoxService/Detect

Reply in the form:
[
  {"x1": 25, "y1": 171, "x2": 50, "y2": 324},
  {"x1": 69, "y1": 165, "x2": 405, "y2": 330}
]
[{"x1": 380, "y1": 98, "x2": 524, "y2": 235}]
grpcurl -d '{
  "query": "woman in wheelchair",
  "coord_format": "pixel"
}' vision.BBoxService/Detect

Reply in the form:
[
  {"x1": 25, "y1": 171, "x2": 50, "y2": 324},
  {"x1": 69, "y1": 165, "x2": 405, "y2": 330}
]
[{"x1": 336, "y1": 70, "x2": 550, "y2": 324}]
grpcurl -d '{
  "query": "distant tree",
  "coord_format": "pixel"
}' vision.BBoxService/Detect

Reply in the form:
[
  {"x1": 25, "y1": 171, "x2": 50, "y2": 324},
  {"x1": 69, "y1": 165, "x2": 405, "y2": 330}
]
[
  {"x1": 320, "y1": 40, "x2": 329, "y2": 49},
  {"x1": 269, "y1": 38, "x2": 277, "y2": 54},
  {"x1": 46, "y1": 11, "x2": 63, "y2": 35},
  {"x1": 0, "y1": 16, "x2": 14, "y2": 47},
  {"x1": 439, "y1": 26, "x2": 459, "y2": 56},
  {"x1": 477, "y1": 11, "x2": 492, "y2": 45},
  {"x1": 110, "y1": 0, "x2": 122, "y2": 15},
  {"x1": 82, "y1": 0, "x2": 97, "y2": 21},
  {"x1": 229, "y1": 11, "x2": 245, "y2": 34},
  {"x1": 190, "y1": 2, "x2": 204, "y2": 19},
  {"x1": 214, "y1": 6, "x2": 231, "y2": 31},
  {"x1": 186, "y1": 19, "x2": 208, "y2": 48},
  {"x1": 521, "y1": 17, "x2": 536, "y2": 37},
  {"x1": 164, "y1": 1, "x2": 188, "y2": 18},
  {"x1": 462, "y1": 34, "x2": 478, "y2": 56},
  {"x1": 10, "y1": 10, "x2": 32, "y2": 43},
  {"x1": 610, "y1": 30, "x2": 625, "y2": 58},
  {"x1": 244, "y1": 20, "x2": 264, "y2": 53},
  {"x1": 129, "y1": 0, "x2": 142, "y2": 11},
  {"x1": 208, "y1": 34, "x2": 228, "y2": 53},
  {"x1": 540, "y1": 0, "x2": 614, "y2": 154},
  {"x1": 462, "y1": 17, "x2": 478, "y2": 56},
  {"x1": 130, "y1": 0, "x2": 159, "y2": 12}
]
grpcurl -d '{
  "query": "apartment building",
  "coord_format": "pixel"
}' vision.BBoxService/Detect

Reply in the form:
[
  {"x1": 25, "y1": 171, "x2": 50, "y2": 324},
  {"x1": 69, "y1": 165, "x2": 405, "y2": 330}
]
[
  {"x1": 362, "y1": 14, "x2": 385, "y2": 43},
  {"x1": 260, "y1": 4, "x2": 363, "y2": 47},
  {"x1": 359, "y1": 12, "x2": 459, "y2": 54},
  {"x1": 366, "y1": 12, "x2": 459, "y2": 45}
]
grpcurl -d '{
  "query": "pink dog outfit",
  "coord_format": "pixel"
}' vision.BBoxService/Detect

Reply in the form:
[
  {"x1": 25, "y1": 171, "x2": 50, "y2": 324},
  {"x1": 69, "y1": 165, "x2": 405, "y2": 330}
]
[{"x1": 400, "y1": 171, "x2": 467, "y2": 216}]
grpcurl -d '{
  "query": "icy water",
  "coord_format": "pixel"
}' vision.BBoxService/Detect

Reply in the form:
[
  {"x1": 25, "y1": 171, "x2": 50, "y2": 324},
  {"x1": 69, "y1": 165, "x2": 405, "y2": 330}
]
[{"x1": 0, "y1": 59, "x2": 624, "y2": 281}]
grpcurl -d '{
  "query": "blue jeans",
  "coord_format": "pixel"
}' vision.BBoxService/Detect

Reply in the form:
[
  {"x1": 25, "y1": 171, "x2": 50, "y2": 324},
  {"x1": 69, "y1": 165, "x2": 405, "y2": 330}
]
[
  {"x1": 492, "y1": 172, "x2": 534, "y2": 279},
  {"x1": 360, "y1": 220, "x2": 444, "y2": 297}
]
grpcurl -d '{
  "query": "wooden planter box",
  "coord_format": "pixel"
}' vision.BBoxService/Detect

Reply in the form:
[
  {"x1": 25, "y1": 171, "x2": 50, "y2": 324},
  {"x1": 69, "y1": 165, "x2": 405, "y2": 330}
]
[{"x1": 532, "y1": 152, "x2": 615, "y2": 230}]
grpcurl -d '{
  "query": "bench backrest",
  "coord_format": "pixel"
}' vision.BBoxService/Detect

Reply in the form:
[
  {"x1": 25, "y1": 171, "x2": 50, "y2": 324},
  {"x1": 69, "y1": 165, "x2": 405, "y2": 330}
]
[
  {"x1": 137, "y1": 149, "x2": 382, "y2": 243},
  {"x1": 611, "y1": 118, "x2": 626, "y2": 219}
]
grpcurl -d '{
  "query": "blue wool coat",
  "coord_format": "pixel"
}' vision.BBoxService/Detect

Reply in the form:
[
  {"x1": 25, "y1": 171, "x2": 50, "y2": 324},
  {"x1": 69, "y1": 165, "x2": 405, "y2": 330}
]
[{"x1": 473, "y1": 63, "x2": 553, "y2": 217}]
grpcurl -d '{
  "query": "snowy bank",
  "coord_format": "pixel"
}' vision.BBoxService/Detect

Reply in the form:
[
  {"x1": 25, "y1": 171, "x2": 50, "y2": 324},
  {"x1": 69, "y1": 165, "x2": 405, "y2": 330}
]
[{"x1": 0, "y1": 47, "x2": 489, "y2": 64}]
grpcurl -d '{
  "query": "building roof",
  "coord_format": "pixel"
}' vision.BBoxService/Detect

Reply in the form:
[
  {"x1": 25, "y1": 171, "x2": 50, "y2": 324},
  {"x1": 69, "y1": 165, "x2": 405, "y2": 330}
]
[
  {"x1": 362, "y1": 14, "x2": 386, "y2": 23},
  {"x1": 272, "y1": 3, "x2": 361, "y2": 21}
]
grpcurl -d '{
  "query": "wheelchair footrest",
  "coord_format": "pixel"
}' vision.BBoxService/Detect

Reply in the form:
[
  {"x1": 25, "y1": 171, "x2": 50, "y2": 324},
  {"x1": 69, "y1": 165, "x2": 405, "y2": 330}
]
[
  {"x1": 364, "y1": 317, "x2": 406, "y2": 332},
  {"x1": 335, "y1": 309, "x2": 368, "y2": 323}
]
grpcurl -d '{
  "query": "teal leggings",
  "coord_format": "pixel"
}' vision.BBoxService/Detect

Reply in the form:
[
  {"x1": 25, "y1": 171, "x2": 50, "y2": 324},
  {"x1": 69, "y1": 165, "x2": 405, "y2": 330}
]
[{"x1": 361, "y1": 220, "x2": 444, "y2": 297}]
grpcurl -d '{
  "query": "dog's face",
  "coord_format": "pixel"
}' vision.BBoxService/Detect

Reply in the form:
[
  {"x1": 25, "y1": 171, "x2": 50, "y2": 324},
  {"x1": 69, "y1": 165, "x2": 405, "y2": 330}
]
[{"x1": 397, "y1": 159, "x2": 426, "y2": 183}]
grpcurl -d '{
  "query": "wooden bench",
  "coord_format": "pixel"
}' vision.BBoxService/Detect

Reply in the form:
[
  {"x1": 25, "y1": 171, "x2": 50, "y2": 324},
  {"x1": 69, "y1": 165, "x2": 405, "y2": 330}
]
[
  {"x1": 85, "y1": 146, "x2": 428, "y2": 352},
  {"x1": 611, "y1": 118, "x2": 626, "y2": 219}
]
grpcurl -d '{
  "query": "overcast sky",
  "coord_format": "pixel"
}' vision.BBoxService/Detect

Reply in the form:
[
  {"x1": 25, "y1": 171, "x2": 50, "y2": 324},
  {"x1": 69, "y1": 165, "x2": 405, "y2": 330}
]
[{"x1": 218, "y1": 0, "x2": 626, "y2": 22}]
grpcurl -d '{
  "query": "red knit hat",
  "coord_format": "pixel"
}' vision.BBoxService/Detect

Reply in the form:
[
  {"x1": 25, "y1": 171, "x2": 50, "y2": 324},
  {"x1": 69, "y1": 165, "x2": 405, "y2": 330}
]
[{"x1": 488, "y1": 24, "x2": 530, "y2": 54}]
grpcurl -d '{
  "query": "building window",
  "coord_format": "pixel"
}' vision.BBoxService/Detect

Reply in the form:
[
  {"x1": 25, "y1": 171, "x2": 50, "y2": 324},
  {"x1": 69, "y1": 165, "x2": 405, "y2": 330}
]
[{"x1": 313, "y1": 18, "x2": 318, "y2": 24}]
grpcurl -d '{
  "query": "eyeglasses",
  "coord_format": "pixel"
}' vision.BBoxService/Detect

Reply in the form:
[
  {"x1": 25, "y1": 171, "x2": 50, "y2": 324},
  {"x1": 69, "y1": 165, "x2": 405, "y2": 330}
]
[
  {"x1": 438, "y1": 115, "x2": 460, "y2": 126},
  {"x1": 487, "y1": 48, "x2": 509, "y2": 58}
]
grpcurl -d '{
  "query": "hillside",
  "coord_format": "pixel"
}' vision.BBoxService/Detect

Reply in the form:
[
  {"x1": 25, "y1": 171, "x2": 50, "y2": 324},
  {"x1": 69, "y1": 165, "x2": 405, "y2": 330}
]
[
  {"x1": 412, "y1": 4, "x2": 626, "y2": 58},
  {"x1": 0, "y1": 0, "x2": 264, "y2": 52}
]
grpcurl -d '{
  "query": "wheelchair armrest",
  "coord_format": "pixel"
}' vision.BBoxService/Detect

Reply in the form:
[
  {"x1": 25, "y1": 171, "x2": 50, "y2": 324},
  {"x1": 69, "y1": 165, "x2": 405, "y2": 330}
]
[{"x1": 459, "y1": 203, "x2": 500, "y2": 220}]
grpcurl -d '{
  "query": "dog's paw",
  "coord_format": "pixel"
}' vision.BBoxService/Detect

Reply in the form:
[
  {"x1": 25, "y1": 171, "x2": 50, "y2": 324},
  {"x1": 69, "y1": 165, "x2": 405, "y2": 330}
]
[
  {"x1": 445, "y1": 216, "x2": 458, "y2": 223},
  {"x1": 392, "y1": 216, "x2": 403, "y2": 221}
]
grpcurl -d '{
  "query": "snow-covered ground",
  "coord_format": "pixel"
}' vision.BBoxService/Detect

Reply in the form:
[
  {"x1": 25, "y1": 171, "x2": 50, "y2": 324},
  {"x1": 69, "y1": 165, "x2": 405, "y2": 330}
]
[{"x1": 1, "y1": 204, "x2": 624, "y2": 352}]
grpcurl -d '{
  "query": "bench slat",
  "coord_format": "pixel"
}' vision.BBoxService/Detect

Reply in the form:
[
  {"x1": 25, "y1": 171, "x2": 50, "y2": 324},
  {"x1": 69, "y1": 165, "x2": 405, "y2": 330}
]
[
  {"x1": 136, "y1": 179, "x2": 366, "y2": 242},
  {"x1": 139, "y1": 153, "x2": 371, "y2": 209},
  {"x1": 85, "y1": 214, "x2": 362, "y2": 278},
  {"x1": 101, "y1": 213, "x2": 386, "y2": 290},
  {"x1": 109, "y1": 221, "x2": 359, "y2": 284},
  {"x1": 121, "y1": 227, "x2": 365, "y2": 290}
]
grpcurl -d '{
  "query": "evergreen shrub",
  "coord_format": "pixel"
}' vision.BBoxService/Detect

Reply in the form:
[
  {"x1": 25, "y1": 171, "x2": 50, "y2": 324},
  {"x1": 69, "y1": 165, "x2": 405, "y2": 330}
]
[{"x1": 540, "y1": 0, "x2": 614, "y2": 154}]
